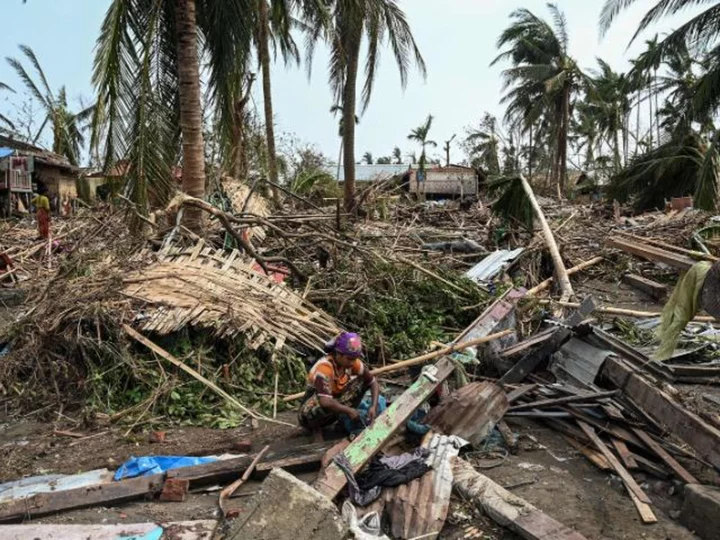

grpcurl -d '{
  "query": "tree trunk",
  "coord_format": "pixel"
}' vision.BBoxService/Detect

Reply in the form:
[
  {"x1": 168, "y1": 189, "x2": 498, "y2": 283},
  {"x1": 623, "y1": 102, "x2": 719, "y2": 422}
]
[
  {"x1": 258, "y1": 0, "x2": 280, "y2": 204},
  {"x1": 175, "y1": 0, "x2": 207, "y2": 231},
  {"x1": 520, "y1": 174, "x2": 574, "y2": 302},
  {"x1": 613, "y1": 127, "x2": 622, "y2": 172},
  {"x1": 232, "y1": 75, "x2": 255, "y2": 180},
  {"x1": 558, "y1": 84, "x2": 570, "y2": 195},
  {"x1": 635, "y1": 91, "x2": 641, "y2": 158},
  {"x1": 655, "y1": 69, "x2": 661, "y2": 144},
  {"x1": 342, "y1": 34, "x2": 361, "y2": 212},
  {"x1": 527, "y1": 127, "x2": 534, "y2": 179},
  {"x1": 648, "y1": 86, "x2": 654, "y2": 149}
]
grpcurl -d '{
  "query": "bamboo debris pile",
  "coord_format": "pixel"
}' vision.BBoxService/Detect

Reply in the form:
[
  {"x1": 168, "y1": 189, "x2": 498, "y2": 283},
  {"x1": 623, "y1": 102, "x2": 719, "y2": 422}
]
[{"x1": 124, "y1": 241, "x2": 339, "y2": 350}]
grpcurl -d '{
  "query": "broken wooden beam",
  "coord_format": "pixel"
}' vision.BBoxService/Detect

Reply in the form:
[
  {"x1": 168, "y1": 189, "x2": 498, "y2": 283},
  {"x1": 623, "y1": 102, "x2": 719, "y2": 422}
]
[
  {"x1": 578, "y1": 421, "x2": 657, "y2": 524},
  {"x1": 622, "y1": 274, "x2": 668, "y2": 301},
  {"x1": 509, "y1": 390, "x2": 619, "y2": 411},
  {"x1": 631, "y1": 428, "x2": 699, "y2": 484},
  {"x1": 602, "y1": 356, "x2": 720, "y2": 470},
  {"x1": 313, "y1": 357, "x2": 456, "y2": 500},
  {"x1": 452, "y1": 458, "x2": 589, "y2": 539},
  {"x1": 0, "y1": 442, "x2": 331, "y2": 521},
  {"x1": 611, "y1": 438, "x2": 638, "y2": 470},
  {"x1": 607, "y1": 237, "x2": 696, "y2": 270}
]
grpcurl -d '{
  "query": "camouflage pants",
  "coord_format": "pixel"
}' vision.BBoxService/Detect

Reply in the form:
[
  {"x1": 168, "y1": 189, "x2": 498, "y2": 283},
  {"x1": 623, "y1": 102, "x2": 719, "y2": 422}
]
[{"x1": 298, "y1": 377, "x2": 368, "y2": 430}]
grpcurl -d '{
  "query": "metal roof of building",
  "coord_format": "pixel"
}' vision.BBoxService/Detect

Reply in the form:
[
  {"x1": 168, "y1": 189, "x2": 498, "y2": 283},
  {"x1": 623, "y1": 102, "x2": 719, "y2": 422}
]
[{"x1": 324, "y1": 163, "x2": 409, "y2": 182}]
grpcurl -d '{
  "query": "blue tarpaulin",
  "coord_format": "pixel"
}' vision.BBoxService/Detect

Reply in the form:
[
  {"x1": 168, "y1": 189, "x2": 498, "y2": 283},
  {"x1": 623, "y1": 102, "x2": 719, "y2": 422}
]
[
  {"x1": 0, "y1": 148, "x2": 14, "y2": 160},
  {"x1": 113, "y1": 455, "x2": 218, "y2": 481}
]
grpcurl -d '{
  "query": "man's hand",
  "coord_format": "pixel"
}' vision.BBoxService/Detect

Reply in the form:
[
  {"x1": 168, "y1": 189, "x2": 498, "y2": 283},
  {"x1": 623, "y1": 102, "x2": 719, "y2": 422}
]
[
  {"x1": 347, "y1": 408, "x2": 361, "y2": 421},
  {"x1": 367, "y1": 405, "x2": 378, "y2": 424}
]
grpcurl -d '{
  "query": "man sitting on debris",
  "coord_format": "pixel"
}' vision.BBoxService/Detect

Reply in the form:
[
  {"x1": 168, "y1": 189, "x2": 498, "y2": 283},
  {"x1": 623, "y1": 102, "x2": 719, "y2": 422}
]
[
  {"x1": 298, "y1": 332, "x2": 380, "y2": 439},
  {"x1": 657, "y1": 260, "x2": 720, "y2": 359}
]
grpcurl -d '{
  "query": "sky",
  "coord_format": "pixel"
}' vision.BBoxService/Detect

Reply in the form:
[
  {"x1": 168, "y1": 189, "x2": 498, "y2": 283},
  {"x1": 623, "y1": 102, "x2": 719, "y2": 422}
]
[{"x1": 0, "y1": 0, "x2": 697, "y2": 166}]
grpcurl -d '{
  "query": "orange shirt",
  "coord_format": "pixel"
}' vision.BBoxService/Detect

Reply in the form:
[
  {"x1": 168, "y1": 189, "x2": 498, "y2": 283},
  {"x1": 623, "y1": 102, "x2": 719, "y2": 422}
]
[{"x1": 307, "y1": 356, "x2": 365, "y2": 397}]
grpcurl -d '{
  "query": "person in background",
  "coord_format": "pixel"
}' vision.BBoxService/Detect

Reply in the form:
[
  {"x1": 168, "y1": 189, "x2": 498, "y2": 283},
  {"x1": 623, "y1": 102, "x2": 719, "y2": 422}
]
[
  {"x1": 31, "y1": 188, "x2": 51, "y2": 240},
  {"x1": 298, "y1": 332, "x2": 380, "y2": 440}
]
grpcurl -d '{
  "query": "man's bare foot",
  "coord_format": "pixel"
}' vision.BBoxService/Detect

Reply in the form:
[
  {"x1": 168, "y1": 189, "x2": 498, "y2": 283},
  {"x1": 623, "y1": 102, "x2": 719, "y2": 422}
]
[{"x1": 312, "y1": 429, "x2": 324, "y2": 443}]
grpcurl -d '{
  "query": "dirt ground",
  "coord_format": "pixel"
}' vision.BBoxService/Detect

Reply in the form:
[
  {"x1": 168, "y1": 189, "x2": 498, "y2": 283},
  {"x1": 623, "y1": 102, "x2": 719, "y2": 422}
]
[{"x1": 0, "y1": 410, "x2": 702, "y2": 539}]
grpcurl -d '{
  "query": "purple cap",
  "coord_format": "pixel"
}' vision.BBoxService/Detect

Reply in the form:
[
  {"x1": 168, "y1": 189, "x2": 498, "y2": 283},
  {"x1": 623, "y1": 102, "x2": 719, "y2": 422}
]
[{"x1": 334, "y1": 332, "x2": 363, "y2": 358}]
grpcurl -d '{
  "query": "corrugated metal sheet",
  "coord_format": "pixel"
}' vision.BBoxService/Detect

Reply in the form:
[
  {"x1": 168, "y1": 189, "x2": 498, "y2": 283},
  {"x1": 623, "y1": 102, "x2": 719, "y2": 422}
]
[
  {"x1": 380, "y1": 434, "x2": 468, "y2": 540},
  {"x1": 424, "y1": 382, "x2": 509, "y2": 447},
  {"x1": 549, "y1": 338, "x2": 613, "y2": 390},
  {"x1": 465, "y1": 248, "x2": 525, "y2": 283},
  {"x1": 324, "y1": 163, "x2": 409, "y2": 182}
]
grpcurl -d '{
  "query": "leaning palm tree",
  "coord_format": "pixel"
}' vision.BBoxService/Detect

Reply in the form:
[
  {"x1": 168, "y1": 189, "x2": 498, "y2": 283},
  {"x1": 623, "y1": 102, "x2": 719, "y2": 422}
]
[
  {"x1": 0, "y1": 82, "x2": 15, "y2": 132},
  {"x1": 309, "y1": 0, "x2": 426, "y2": 211},
  {"x1": 600, "y1": 0, "x2": 720, "y2": 128},
  {"x1": 493, "y1": 4, "x2": 585, "y2": 194},
  {"x1": 407, "y1": 115, "x2": 437, "y2": 173},
  {"x1": 6, "y1": 46, "x2": 93, "y2": 165},
  {"x1": 392, "y1": 146, "x2": 402, "y2": 164},
  {"x1": 362, "y1": 151, "x2": 373, "y2": 164},
  {"x1": 91, "y1": 0, "x2": 257, "y2": 230}
]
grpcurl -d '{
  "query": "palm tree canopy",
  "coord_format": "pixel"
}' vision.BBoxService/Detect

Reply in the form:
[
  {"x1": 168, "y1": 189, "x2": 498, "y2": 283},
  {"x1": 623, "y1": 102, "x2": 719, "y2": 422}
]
[
  {"x1": 600, "y1": 0, "x2": 720, "y2": 125},
  {"x1": 6, "y1": 45, "x2": 93, "y2": 165},
  {"x1": 407, "y1": 114, "x2": 437, "y2": 146},
  {"x1": 313, "y1": 0, "x2": 426, "y2": 113}
]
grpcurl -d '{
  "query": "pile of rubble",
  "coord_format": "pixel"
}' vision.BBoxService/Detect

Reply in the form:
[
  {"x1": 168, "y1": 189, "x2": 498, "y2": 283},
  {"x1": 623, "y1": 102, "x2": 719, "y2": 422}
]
[{"x1": 3, "y1": 182, "x2": 720, "y2": 539}]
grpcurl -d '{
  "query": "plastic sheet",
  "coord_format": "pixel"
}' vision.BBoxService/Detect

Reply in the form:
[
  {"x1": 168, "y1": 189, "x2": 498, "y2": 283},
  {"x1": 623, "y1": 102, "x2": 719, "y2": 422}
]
[{"x1": 113, "y1": 455, "x2": 217, "y2": 480}]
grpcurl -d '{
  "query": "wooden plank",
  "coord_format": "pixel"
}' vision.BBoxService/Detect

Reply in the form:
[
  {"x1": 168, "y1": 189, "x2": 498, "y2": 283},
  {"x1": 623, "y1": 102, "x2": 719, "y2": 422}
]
[
  {"x1": 602, "y1": 356, "x2": 720, "y2": 469},
  {"x1": 313, "y1": 357, "x2": 456, "y2": 500},
  {"x1": 607, "y1": 237, "x2": 695, "y2": 270},
  {"x1": 0, "y1": 443, "x2": 330, "y2": 521},
  {"x1": 562, "y1": 435, "x2": 611, "y2": 471},
  {"x1": 611, "y1": 438, "x2": 638, "y2": 470},
  {"x1": 0, "y1": 474, "x2": 165, "y2": 522},
  {"x1": 509, "y1": 390, "x2": 619, "y2": 411},
  {"x1": 577, "y1": 421, "x2": 653, "y2": 508},
  {"x1": 506, "y1": 384, "x2": 538, "y2": 403},
  {"x1": 622, "y1": 274, "x2": 668, "y2": 301},
  {"x1": 564, "y1": 407, "x2": 646, "y2": 450},
  {"x1": 497, "y1": 420, "x2": 519, "y2": 454},
  {"x1": 632, "y1": 428, "x2": 699, "y2": 485},
  {"x1": 453, "y1": 458, "x2": 589, "y2": 540}
]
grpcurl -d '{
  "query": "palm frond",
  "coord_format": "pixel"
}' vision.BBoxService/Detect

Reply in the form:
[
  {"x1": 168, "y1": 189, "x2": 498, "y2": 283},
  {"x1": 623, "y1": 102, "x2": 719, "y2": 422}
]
[{"x1": 488, "y1": 175, "x2": 534, "y2": 229}]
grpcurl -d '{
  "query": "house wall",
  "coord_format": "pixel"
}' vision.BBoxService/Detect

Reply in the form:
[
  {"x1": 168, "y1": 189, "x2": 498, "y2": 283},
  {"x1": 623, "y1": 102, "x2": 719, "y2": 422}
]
[
  {"x1": 409, "y1": 169, "x2": 477, "y2": 196},
  {"x1": 38, "y1": 164, "x2": 77, "y2": 199}
]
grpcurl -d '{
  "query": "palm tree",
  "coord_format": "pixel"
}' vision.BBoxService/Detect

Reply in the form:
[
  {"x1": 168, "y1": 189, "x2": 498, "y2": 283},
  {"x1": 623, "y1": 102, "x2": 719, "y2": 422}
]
[
  {"x1": 465, "y1": 113, "x2": 503, "y2": 175},
  {"x1": 407, "y1": 115, "x2": 437, "y2": 173},
  {"x1": 91, "y1": 0, "x2": 255, "y2": 230},
  {"x1": 362, "y1": 151, "x2": 373, "y2": 164},
  {"x1": 392, "y1": 146, "x2": 402, "y2": 164},
  {"x1": 571, "y1": 101, "x2": 601, "y2": 171},
  {"x1": 311, "y1": 0, "x2": 425, "y2": 211},
  {"x1": 330, "y1": 103, "x2": 358, "y2": 180},
  {"x1": 600, "y1": 0, "x2": 720, "y2": 129},
  {"x1": 0, "y1": 82, "x2": 15, "y2": 132},
  {"x1": 493, "y1": 4, "x2": 585, "y2": 194},
  {"x1": 587, "y1": 59, "x2": 631, "y2": 171},
  {"x1": 6, "y1": 46, "x2": 93, "y2": 166}
]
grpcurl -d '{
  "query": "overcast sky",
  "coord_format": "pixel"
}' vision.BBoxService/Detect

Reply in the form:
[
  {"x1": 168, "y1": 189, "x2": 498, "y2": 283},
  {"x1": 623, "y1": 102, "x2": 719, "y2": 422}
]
[{"x1": 0, "y1": 0, "x2": 695, "y2": 165}]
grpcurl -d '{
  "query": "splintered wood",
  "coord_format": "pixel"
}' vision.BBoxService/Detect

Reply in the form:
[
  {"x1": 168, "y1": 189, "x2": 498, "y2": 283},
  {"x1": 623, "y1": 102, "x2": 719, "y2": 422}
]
[{"x1": 122, "y1": 241, "x2": 339, "y2": 350}]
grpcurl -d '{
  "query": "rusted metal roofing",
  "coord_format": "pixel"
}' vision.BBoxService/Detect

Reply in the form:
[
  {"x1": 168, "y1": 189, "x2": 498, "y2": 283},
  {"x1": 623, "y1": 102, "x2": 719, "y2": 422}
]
[
  {"x1": 424, "y1": 381, "x2": 509, "y2": 447},
  {"x1": 374, "y1": 433, "x2": 468, "y2": 540}
]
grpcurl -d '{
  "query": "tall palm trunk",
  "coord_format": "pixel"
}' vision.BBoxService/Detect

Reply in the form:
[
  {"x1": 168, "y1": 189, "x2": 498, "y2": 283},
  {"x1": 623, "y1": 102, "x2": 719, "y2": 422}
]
[
  {"x1": 176, "y1": 0, "x2": 207, "y2": 231},
  {"x1": 557, "y1": 83, "x2": 570, "y2": 195},
  {"x1": 257, "y1": 0, "x2": 279, "y2": 204},
  {"x1": 527, "y1": 127, "x2": 534, "y2": 179},
  {"x1": 654, "y1": 68, "x2": 661, "y2": 143},
  {"x1": 647, "y1": 86, "x2": 654, "y2": 149},
  {"x1": 635, "y1": 91, "x2": 641, "y2": 158},
  {"x1": 342, "y1": 32, "x2": 362, "y2": 212}
]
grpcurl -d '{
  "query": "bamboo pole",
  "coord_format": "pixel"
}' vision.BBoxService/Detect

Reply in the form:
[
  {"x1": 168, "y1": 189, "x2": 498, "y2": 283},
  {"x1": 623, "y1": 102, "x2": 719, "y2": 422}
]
[
  {"x1": 520, "y1": 174, "x2": 574, "y2": 302},
  {"x1": 536, "y1": 299, "x2": 717, "y2": 322},
  {"x1": 527, "y1": 256, "x2": 604, "y2": 296},
  {"x1": 395, "y1": 256, "x2": 469, "y2": 294},
  {"x1": 282, "y1": 329, "x2": 514, "y2": 403}
]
